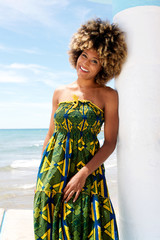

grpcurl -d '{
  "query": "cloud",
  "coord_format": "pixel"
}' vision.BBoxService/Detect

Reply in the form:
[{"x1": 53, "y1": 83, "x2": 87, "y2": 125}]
[
  {"x1": 0, "y1": 44, "x2": 8, "y2": 51},
  {"x1": 41, "y1": 71, "x2": 76, "y2": 87},
  {"x1": 8, "y1": 63, "x2": 76, "y2": 86},
  {"x1": 0, "y1": 63, "x2": 76, "y2": 86},
  {"x1": 0, "y1": 43, "x2": 41, "y2": 55},
  {"x1": 0, "y1": 0, "x2": 112, "y2": 37},
  {"x1": 71, "y1": 7, "x2": 91, "y2": 23},
  {"x1": 9, "y1": 63, "x2": 47, "y2": 73},
  {"x1": 20, "y1": 48, "x2": 40, "y2": 54},
  {"x1": 0, "y1": 70, "x2": 27, "y2": 83},
  {"x1": 0, "y1": 0, "x2": 70, "y2": 29},
  {"x1": 0, "y1": 101, "x2": 51, "y2": 109},
  {"x1": 88, "y1": 0, "x2": 112, "y2": 4}
]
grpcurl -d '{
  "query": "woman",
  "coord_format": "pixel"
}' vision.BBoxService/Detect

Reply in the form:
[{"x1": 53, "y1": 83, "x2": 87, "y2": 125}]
[{"x1": 34, "y1": 18, "x2": 127, "y2": 240}]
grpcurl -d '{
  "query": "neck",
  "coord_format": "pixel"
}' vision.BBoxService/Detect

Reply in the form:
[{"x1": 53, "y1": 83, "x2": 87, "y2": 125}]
[{"x1": 76, "y1": 78, "x2": 97, "y2": 89}]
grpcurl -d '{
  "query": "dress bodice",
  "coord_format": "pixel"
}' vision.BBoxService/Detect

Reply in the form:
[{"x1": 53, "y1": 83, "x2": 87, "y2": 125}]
[{"x1": 54, "y1": 97, "x2": 104, "y2": 136}]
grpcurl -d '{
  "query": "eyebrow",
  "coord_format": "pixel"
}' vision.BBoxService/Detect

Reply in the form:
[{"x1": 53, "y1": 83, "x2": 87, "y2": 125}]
[{"x1": 83, "y1": 51, "x2": 99, "y2": 60}]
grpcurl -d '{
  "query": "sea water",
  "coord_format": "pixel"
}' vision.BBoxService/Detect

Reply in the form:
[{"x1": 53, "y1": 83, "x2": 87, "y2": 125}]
[{"x1": 0, "y1": 129, "x2": 117, "y2": 210}]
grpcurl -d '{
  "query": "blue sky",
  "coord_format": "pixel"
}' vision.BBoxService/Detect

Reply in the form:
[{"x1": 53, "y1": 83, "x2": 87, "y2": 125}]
[{"x1": 0, "y1": 0, "x2": 113, "y2": 129}]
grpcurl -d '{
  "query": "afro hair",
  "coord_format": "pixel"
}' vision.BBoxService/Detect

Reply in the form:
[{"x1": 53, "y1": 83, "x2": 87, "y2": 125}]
[{"x1": 68, "y1": 18, "x2": 127, "y2": 85}]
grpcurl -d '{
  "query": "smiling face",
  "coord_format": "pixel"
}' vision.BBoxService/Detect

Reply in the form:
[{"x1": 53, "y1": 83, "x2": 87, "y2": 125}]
[{"x1": 76, "y1": 48, "x2": 102, "y2": 82}]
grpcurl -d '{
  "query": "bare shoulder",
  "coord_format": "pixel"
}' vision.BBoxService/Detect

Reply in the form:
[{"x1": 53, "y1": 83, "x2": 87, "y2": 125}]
[
  {"x1": 51, "y1": 86, "x2": 65, "y2": 105},
  {"x1": 100, "y1": 86, "x2": 118, "y2": 102},
  {"x1": 52, "y1": 83, "x2": 73, "y2": 104},
  {"x1": 52, "y1": 84, "x2": 68, "y2": 96},
  {"x1": 54, "y1": 85, "x2": 67, "y2": 94}
]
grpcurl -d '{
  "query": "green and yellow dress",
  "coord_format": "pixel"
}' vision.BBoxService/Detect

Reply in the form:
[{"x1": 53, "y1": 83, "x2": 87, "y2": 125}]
[{"x1": 34, "y1": 95, "x2": 119, "y2": 240}]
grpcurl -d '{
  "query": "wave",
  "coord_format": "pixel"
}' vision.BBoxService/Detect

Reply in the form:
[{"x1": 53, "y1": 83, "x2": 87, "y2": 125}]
[
  {"x1": 29, "y1": 140, "x2": 44, "y2": 148},
  {"x1": 33, "y1": 143, "x2": 43, "y2": 147},
  {"x1": 10, "y1": 159, "x2": 40, "y2": 169},
  {"x1": 19, "y1": 141, "x2": 44, "y2": 149},
  {"x1": 0, "y1": 159, "x2": 116, "y2": 171},
  {"x1": 17, "y1": 183, "x2": 36, "y2": 189}
]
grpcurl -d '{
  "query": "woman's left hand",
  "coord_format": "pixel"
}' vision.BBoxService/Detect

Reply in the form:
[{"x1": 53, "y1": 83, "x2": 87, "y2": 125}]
[{"x1": 63, "y1": 169, "x2": 88, "y2": 203}]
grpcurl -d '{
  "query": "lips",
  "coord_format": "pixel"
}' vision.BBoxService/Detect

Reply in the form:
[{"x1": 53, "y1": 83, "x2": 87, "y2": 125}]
[{"x1": 80, "y1": 66, "x2": 89, "y2": 72}]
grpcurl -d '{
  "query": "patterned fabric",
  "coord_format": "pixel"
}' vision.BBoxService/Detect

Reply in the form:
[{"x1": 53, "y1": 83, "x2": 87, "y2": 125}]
[{"x1": 34, "y1": 95, "x2": 119, "y2": 240}]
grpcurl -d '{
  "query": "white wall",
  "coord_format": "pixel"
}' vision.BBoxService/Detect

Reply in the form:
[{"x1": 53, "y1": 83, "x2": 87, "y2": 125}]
[{"x1": 114, "y1": 6, "x2": 160, "y2": 240}]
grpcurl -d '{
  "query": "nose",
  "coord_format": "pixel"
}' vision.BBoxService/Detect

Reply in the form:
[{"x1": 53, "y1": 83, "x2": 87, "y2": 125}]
[{"x1": 83, "y1": 58, "x2": 89, "y2": 67}]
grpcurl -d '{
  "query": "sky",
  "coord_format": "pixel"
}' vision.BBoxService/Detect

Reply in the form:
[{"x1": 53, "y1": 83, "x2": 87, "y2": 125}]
[{"x1": 0, "y1": 0, "x2": 114, "y2": 129}]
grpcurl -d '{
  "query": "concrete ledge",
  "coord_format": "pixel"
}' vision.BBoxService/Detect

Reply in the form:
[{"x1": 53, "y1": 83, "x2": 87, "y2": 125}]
[
  {"x1": 0, "y1": 209, "x2": 5, "y2": 235},
  {"x1": 0, "y1": 209, "x2": 34, "y2": 240},
  {"x1": 0, "y1": 207, "x2": 119, "y2": 240}
]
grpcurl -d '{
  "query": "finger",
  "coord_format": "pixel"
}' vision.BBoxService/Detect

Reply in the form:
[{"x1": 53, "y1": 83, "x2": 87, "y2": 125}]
[
  {"x1": 63, "y1": 184, "x2": 69, "y2": 193},
  {"x1": 73, "y1": 190, "x2": 81, "y2": 202},
  {"x1": 63, "y1": 188, "x2": 72, "y2": 200},
  {"x1": 64, "y1": 190, "x2": 75, "y2": 203}
]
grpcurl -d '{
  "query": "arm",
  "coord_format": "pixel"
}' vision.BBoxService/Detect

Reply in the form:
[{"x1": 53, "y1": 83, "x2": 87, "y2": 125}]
[
  {"x1": 81, "y1": 89, "x2": 119, "y2": 176},
  {"x1": 40, "y1": 89, "x2": 59, "y2": 158},
  {"x1": 63, "y1": 89, "x2": 119, "y2": 202}
]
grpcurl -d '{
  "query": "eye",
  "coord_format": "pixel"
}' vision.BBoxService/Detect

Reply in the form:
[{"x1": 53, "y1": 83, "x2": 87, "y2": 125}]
[
  {"x1": 82, "y1": 53, "x2": 87, "y2": 58},
  {"x1": 91, "y1": 59, "x2": 98, "y2": 64}
]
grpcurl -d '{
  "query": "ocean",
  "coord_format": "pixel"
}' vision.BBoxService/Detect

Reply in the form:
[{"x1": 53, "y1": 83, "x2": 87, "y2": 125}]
[{"x1": 0, "y1": 129, "x2": 118, "y2": 210}]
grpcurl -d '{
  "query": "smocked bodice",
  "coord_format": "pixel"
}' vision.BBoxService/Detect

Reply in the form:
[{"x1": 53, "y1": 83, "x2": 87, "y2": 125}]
[{"x1": 54, "y1": 95, "x2": 104, "y2": 136}]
